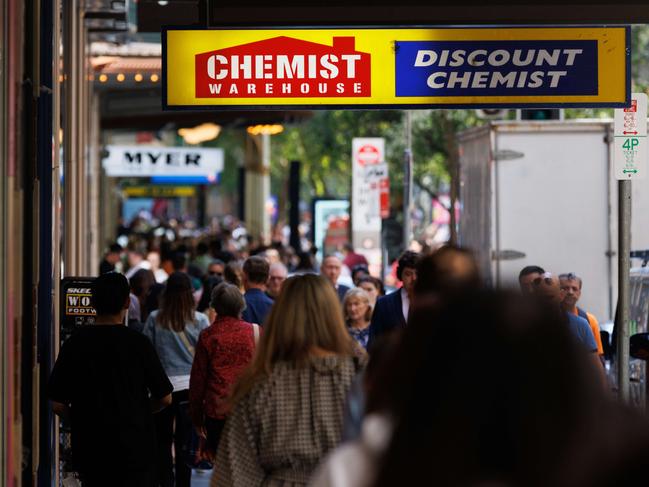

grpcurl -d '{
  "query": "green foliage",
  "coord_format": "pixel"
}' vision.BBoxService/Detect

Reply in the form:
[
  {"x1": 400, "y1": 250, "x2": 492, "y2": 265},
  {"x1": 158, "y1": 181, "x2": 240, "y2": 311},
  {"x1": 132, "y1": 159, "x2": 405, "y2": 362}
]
[
  {"x1": 269, "y1": 109, "x2": 482, "y2": 205},
  {"x1": 270, "y1": 110, "x2": 402, "y2": 200},
  {"x1": 201, "y1": 128, "x2": 245, "y2": 194},
  {"x1": 632, "y1": 24, "x2": 649, "y2": 92}
]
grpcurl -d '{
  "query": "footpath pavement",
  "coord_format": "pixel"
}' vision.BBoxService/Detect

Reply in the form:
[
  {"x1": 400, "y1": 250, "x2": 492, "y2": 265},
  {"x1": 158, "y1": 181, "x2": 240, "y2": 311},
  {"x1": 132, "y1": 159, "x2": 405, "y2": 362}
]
[{"x1": 192, "y1": 469, "x2": 212, "y2": 486}]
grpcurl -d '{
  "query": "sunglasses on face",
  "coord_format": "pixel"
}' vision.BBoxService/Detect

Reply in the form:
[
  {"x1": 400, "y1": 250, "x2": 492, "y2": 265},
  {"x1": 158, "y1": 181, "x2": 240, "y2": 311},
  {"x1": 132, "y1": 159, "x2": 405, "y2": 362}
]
[{"x1": 558, "y1": 272, "x2": 579, "y2": 281}]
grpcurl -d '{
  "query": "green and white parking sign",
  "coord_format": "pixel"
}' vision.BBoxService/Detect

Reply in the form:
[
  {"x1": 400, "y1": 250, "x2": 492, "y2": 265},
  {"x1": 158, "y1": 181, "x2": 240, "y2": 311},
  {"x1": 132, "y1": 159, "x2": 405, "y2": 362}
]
[{"x1": 615, "y1": 93, "x2": 647, "y2": 180}]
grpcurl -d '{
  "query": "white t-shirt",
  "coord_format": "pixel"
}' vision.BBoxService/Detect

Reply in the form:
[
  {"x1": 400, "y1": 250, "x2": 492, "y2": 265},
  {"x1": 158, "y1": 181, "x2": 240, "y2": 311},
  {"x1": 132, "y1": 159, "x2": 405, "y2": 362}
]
[
  {"x1": 401, "y1": 288, "x2": 410, "y2": 322},
  {"x1": 169, "y1": 375, "x2": 190, "y2": 392}
]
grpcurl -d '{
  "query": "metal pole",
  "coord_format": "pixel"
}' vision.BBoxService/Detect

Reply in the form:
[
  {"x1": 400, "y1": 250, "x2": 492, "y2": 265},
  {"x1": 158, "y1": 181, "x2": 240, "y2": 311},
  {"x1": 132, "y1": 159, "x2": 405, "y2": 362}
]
[
  {"x1": 288, "y1": 161, "x2": 301, "y2": 251},
  {"x1": 403, "y1": 110, "x2": 413, "y2": 251},
  {"x1": 262, "y1": 132, "x2": 271, "y2": 242},
  {"x1": 381, "y1": 220, "x2": 387, "y2": 282},
  {"x1": 617, "y1": 179, "x2": 631, "y2": 402}
]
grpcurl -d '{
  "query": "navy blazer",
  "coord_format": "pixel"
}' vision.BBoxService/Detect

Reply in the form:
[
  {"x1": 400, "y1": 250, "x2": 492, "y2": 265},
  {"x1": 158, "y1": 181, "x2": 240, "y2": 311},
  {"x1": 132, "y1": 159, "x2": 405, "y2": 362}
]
[
  {"x1": 368, "y1": 289, "x2": 406, "y2": 347},
  {"x1": 242, "y1": 288, "x2": 274, "y2": 326},
  {"x1": 337, "y1": 284, "x2": 351, "y2": 302}
]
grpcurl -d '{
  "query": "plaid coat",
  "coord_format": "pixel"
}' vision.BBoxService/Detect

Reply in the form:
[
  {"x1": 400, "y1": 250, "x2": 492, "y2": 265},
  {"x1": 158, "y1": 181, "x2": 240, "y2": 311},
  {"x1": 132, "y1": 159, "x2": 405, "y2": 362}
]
[{"x1": 211, "y1": 355, "x2": 366, "y2": 487}]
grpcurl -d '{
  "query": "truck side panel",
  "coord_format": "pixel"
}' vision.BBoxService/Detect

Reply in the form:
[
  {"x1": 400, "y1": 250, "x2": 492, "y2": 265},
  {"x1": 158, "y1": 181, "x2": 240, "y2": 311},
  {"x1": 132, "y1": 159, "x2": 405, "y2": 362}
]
[
  {"x1": 494, "y1": 126, "x2": 611, "y2": 321},
  {"x1": 458, "y1": 126, "x2": 493, "y2": 284}
]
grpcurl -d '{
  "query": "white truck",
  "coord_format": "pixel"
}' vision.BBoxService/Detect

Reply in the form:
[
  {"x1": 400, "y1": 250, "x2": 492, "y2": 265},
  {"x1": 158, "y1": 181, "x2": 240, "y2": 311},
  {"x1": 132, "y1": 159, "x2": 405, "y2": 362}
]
[{"x1": 458, "y1": 120, "x2": 649, "y2": 323}]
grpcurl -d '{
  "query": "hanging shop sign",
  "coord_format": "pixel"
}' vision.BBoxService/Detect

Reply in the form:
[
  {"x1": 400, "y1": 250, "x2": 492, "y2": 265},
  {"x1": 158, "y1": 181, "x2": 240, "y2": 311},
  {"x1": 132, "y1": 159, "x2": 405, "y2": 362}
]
[
  {"x1": 60, "y1": 277, "x2": 96, "y2": 343},
  {"x1": 163, "y1": 26, "x2": 630, "y2": 109},
  {"x1": 102, "y1": 146, "x2": 224, "y2": 177}
]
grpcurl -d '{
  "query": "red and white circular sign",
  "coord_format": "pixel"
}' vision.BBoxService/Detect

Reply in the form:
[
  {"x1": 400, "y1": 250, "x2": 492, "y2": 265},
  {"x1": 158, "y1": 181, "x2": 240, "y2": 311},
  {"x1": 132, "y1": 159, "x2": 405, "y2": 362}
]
[{"x1": 356, "y1": 144, "x2": 380, "y2": 165}]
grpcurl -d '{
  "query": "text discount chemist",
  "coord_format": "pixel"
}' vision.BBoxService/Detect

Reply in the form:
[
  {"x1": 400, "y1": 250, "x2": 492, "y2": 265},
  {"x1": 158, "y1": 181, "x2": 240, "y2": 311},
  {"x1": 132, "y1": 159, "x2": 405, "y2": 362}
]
[{"x1": 413, "y1": 47, "x2": 587, "y2": 89}]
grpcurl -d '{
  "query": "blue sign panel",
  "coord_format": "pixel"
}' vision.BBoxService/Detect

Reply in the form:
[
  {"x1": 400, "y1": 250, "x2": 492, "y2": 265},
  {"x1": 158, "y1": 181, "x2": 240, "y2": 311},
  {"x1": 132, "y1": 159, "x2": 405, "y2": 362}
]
[
  {"x1": 151, "y1": 174, "x2": 220, "y2": 185},
  {"x1": 395, "y1": 40, "x2": 598, "y2": 97}
]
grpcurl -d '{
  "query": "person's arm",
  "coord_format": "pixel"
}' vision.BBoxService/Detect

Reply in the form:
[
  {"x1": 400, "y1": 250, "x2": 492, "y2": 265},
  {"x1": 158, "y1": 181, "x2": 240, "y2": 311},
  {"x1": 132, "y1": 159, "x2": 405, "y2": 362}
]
[
  {"x1": 589, "y1": 352, "x2": 608, "y2": 390},
  {"x1": 579, "y1": 320, "x2": 608, "y2": 390},
  {"x1": 48, "y1": 339, "x2": 74, "y2": 418},
  {"x1": 211, "y1": 400, "x2": 265, "y2": 487},
  {"x1": 140, "y1": 335, "x2": 173, "y2": 412},
  {"x1": 151, "y1": 393, "x2": 172, "y2": 413},
  {"x1": 142, "y1": 313, "x2": 156, "y2": 343},
  {"x1": 588, "y1": 313, "x2": 605, "y2": 357},
  {"x1": 189, "y1": 332, "x2": 210, "y2": 433}
]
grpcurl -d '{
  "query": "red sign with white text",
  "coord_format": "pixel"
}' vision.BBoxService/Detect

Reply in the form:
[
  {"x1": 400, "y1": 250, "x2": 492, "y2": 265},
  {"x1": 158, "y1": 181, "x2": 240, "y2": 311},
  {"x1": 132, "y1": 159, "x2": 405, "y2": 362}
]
[
  {"x1": 380, "y1": 177, "x2": 390, "y2": 219},
  {"x1": 356, "y1": 144, "x2": 380, "y2": 166},
  {"x1": 194, "y1": 36, "x2": 371, "y2": 99}
]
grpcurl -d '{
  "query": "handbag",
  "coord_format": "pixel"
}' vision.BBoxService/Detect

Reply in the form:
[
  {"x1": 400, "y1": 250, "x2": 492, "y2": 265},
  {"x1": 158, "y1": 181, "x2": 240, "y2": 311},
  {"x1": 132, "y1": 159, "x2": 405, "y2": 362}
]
[{"x1": 178, "y1": 400, "x2": 214, "y2": 469}]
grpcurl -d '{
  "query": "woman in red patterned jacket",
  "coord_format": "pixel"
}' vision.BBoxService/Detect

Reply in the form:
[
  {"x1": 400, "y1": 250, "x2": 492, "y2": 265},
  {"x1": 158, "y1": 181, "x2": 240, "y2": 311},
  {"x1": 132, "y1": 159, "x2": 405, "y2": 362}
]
[{"x1": 189, "y1": 282, "x2": 260, "y2": 456}]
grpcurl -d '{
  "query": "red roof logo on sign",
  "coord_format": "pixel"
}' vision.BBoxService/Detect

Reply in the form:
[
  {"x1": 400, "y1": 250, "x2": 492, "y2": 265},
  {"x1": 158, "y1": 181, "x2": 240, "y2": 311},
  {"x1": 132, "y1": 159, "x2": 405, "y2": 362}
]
[
  {"x1": 356, "y1": 144, "x2": 381, "y2": 165},
  {"x1": 195, "y1": 36, "x2": 371, "y2": 99}
]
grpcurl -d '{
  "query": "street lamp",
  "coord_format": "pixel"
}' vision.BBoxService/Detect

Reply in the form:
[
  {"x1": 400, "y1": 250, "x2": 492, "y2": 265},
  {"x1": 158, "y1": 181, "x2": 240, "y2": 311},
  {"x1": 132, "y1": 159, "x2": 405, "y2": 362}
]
[
  {"x1": 178, "y1": 123, "x2": 221, "y2": 145},
  {"x1": 246, "y1": 124, "x2": 284, "y2": 136}
]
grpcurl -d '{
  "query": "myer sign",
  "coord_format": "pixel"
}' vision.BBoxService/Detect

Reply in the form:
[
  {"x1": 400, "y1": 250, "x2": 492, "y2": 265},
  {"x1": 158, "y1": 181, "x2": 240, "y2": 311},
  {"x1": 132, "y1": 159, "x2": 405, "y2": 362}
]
[{"x1": 102, "y1": 146, "x2": 224, "y2": 177}]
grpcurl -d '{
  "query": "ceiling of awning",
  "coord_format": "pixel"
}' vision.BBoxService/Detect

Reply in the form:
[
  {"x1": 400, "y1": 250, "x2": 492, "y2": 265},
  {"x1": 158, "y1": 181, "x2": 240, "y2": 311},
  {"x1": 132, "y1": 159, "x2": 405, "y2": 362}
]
[{"x1": 136, "y1": 0, "x2": 648, "y2": 32}]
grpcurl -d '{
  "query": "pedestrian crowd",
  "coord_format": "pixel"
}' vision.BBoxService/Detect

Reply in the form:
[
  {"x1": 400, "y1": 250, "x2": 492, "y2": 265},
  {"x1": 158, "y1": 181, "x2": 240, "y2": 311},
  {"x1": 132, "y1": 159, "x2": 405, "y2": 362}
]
[{"x1": 49, "y1": 232, "x2": 649, "y2": 486}]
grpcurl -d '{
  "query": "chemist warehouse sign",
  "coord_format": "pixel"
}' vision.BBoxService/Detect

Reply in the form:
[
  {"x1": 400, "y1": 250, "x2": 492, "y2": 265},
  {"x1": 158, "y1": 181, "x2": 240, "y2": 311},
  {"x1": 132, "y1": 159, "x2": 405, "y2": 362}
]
[{"x1": 163, "y1": 26, "x2": 630, "y2": 109}]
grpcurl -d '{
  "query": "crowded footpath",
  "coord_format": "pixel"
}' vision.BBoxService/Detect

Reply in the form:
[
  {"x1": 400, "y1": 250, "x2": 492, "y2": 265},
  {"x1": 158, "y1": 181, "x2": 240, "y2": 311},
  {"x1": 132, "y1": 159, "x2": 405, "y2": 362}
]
[{"x1": 47, "y1": 226, "x2": 649, "y2": 487}]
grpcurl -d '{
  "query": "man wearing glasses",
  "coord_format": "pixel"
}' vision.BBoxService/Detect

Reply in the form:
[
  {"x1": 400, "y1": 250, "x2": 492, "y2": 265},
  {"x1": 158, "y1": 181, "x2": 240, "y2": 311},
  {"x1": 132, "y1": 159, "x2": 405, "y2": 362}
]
[
  {"x1": 267, "y1": 262, "x2": 288, "y2": 300},
  {"x1": 559, "y1": 272, "x2": 604, "y2": 358}
]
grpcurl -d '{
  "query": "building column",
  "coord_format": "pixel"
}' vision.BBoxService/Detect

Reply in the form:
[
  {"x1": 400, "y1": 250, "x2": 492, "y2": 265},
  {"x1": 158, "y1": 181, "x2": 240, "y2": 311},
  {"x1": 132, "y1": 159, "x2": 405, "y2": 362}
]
[
  {"x1": 87, "y1": 92, "x2": 101, "y2": 275},
  {"x1": 244, "y1": 133, "x2": 271, "y2": 243},
  {"x1": 63, "y1": 0, "x2": 88, "y2": 276}
]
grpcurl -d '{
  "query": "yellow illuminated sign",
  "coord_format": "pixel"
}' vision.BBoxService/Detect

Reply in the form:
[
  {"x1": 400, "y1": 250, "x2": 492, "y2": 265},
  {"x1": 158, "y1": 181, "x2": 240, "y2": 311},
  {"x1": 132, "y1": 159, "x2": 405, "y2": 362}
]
[
  {"x1": 122, "y1": 186, "x2": 197, "y2": 197},
  {"x1": 163, "y1": 26, "x2": 630, "y2": 109}
]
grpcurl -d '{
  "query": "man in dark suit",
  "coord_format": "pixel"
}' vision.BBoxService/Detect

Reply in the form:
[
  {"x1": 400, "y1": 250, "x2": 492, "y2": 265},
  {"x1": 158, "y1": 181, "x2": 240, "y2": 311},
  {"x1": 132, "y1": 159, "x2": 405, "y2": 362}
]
[
  {"x1": 321, "y1": 254, "x2": 350, "y2": 302},
  {"x1": 242, "y1": 256, "x2": 274, "y2": 325},
  {"x1": 368, "y1": 251, "x2": 421, "y2": 346}
]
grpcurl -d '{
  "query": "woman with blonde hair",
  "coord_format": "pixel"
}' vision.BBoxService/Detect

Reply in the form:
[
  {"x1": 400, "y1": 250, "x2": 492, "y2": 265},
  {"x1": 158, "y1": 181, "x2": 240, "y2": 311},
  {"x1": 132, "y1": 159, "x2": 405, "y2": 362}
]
[
  {"x1": 211, "y1": 273, "x2": 366, "y2": 487},
  {"x1": 343, "y1": 288, "x2": 373, "y2": 350}
]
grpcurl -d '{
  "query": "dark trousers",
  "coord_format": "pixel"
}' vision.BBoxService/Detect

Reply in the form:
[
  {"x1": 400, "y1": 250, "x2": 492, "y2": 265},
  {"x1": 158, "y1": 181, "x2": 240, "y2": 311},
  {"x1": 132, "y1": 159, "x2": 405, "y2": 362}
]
[
  {"x1": 81, "y1": 469, "x2": 156, "y2": 487},
  {"x1": 154, "y1": 389, "x2": 191, "y2": 487},
  {"x1": 205, "y1": 417, "x2": 227, "y2": 457}
]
